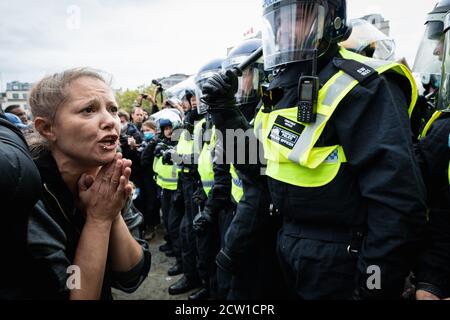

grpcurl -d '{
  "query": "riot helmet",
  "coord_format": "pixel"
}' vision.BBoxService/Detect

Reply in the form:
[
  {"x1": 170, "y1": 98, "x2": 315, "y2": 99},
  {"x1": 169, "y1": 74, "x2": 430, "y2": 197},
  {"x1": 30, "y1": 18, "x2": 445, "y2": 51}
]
[
  {"x1": 222, "y1": 38, "x2": 266, "y2": 108},
  {"x1": 261, "y1": 0, "x2": 349, "y2": 70},
  {"x1": 194, "y1": 58, "x2": 224, "y2": 114},
  {"x1": 340, "y1": 19, "x2": 395, "y2": 60},
  {"x1": 437, "y1": 11, "x2": 450, "y2": 111},
  {"x1": 413, "y1": 0, "x2": 450, "y2": 90}
]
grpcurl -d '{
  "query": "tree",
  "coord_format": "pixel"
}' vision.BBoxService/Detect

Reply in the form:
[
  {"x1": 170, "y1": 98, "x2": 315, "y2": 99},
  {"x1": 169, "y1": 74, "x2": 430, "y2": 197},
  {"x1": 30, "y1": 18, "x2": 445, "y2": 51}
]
[
  {"x1": 115, "y1": 85, "x2": 166, "y2": 114},
  {"x1": 115, "y1": 89, "x2": 140, "y2": 114}
]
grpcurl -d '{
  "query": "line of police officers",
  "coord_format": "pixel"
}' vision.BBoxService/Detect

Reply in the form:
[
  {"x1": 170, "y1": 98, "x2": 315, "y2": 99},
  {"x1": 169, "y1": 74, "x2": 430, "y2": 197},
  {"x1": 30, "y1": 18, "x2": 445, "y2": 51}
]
[{"x1": 150, "y1": 0, "x2": 450, "y2": 300}]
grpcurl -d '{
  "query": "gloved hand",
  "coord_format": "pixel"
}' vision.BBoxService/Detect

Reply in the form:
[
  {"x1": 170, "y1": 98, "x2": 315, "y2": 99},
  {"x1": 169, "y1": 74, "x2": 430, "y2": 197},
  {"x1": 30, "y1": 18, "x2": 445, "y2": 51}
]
[
  {"x1": 216, "y1": 248, "x2": 240, "y2": 275},
  {"x1": 193, "y1": 208, "x2": 215, "y2": 235},
  {"x1": 192, "y1": 188, "x2": 207, "y2": 207},
  {"x1": 183, "y1": 110, "x2": 199, "y2": 134},
  {"x1": 153, "y1": 142, "x2": 167, "y2": 157},
  {"x1": 147, "y1": 138, "x2": 158, "y2": 150},
  {"x1": 161, "y1": 148, "x2": 175, "y2": 165},
  {"x1": 173, "y1": 188, "x2": 183, "y2": 206},
  {"x1": 201, "y1": 69, "x2": 239, "y2": 111}
]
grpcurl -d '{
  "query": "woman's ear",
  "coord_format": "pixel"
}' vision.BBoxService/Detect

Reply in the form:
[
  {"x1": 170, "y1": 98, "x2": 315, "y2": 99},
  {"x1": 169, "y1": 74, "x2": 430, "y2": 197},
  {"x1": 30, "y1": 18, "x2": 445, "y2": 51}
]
[{"x1": 34, "y1": 117, "x2": 56, "y2": 142}]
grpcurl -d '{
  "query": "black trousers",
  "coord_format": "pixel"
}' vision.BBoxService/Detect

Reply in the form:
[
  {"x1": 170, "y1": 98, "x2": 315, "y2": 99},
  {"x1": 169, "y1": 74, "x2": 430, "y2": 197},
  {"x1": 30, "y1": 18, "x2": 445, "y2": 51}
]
[
  {"x1": 161, "y1": 188, "x2": 174, "y2": 245},
  {"x1": 168, "y1": 189, "x2": 184, "y2": 264},
  {"x1": 226, "y1": 214, "x2": 289, "y2": 300},
  {"x1": 140, "y1": 179, "x2": 160, "y2": 229},
  {"x1": 196, "y1": 205, "x2": 234, "y2": 297},
  {"x1": 276, "y1": 222, "x2": 357, "y2": 300},
  {"x1": 214, "y1": 207, "x2": 234, "y2": 299},
  {"x1": 179, "y1": 174, "x2": 201, "y2": 281}
]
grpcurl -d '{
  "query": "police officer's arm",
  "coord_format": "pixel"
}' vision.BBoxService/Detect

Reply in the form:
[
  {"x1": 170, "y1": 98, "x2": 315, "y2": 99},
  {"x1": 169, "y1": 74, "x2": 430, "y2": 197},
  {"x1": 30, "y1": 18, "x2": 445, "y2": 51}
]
[
  {"x1": 203, "y1": 140, "x2": 232, "y2": 217},
  {"x1": 334, "y1": 73, "x2": 427, "y2": 298},
  {"x1": 217, "y1": 172, "x2": 271, "y2": 274},
  {"x1": 209, "y1": 107, "x2": 264, "y2": 179},
  {"x1": 414, "y1": 118, "x2": 450, "y2": 299},
  {"x1": 207, "y1": 111, "x2": 271, "y2": 273}
]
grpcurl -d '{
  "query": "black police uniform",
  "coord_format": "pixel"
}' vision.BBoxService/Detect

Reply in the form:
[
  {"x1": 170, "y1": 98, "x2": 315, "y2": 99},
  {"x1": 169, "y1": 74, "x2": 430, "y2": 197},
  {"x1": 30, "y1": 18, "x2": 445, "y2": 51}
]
[
  {"x1": 208, "y1": 45, "x2": 427, "y2": 299},
  {"x1": 140, "y1": 137, "x2": 161, "y2": 231},
  {"x1": 193, "y1": 117, "x2": 236, "y2": 299},
  {"x1": 209, "y1": 104, "x2": 288, "y2": 300},
  {"x1": 169, "y1": 110, "x2": 204, "y2": 294},
  {"x1": 414, "y1": 114, "x2": 450, "y2": 298}
]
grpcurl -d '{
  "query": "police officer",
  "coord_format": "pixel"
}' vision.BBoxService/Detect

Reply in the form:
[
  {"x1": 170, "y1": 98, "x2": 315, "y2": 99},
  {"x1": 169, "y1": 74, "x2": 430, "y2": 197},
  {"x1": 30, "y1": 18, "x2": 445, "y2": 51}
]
[
  {"x1": 412, "y1": 0, "x2": 450, "y2": 139},
  {"x1": 152, "y1": 119, "x2": 180, "y2": 258},
  {"x1": 202, "y1": 0, "x2": 426, "y2": 299},
  {"x1": 168, "y1": 72, "x2": 210, "y2": 295},
  {"x1": 202, "y1": 38, "x2": 288, "y2": 300},
  {"x1": 166, "y1": 91, "x2": 194, "y2": 278},
  {"x1": 179, "y1": 58, "x2": 228, "y2": 300},
  {"x1": 414, "y1": 10, "x2": 450, "y2": 300}
]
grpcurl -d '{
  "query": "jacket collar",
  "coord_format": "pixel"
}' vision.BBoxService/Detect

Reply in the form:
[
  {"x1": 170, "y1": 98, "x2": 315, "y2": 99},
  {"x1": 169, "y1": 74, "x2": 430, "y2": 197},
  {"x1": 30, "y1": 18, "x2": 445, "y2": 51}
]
[{"x1": 34, "y1": 150, "x2": 81, "y2": 225}]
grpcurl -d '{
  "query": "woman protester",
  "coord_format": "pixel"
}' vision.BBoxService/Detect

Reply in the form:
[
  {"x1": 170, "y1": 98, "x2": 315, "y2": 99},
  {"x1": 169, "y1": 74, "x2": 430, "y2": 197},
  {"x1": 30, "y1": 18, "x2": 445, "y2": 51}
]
[{"x1": 26, "y1": 68, "x2": 151, "y2": 300}]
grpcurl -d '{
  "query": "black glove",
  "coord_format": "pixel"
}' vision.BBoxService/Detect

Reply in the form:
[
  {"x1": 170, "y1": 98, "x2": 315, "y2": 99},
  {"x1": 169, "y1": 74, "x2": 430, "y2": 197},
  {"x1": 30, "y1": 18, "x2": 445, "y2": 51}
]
[
  {"x1": 173, "y1": 188, "x2": 183, "y2": 206},
  {"x1": 216, "y1": 248, "x2": 240, "y2": 275},
  {"x1": 201, "y1": 69, "x2": 239, "y2": 111},
  {"x1": 183, "y1": 110, "x2": 201, "y2": 134},
  {"x1": 148, "y1": 138, "x2": 158, "y2": 149},
  {"x1": 193, "y1": 209, "x2": 215, "y2": 235},
  {"x1": 153, "y1": 142, "x2": 167, "y2": 157},
  {"x1": 192, "y1": 188, "x2": 207, "y2": 207},
  {"x1": 161, "y1": 148, "x2": 175, "y2": 165}
]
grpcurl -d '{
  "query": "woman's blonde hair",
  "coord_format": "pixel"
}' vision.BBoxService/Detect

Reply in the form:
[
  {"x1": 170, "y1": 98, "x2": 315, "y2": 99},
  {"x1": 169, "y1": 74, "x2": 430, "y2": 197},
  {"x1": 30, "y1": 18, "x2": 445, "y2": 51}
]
[{"x1": 28, "y1": 68, "x2": 108, "y2": 157}]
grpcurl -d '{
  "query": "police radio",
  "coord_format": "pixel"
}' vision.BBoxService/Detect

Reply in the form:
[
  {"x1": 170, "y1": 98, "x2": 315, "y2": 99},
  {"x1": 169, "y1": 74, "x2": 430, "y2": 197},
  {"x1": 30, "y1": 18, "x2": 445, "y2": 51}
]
[
  {"x1": 297, "y1": 49, "x2": 319, "y2": 124},
  {"x1": 297, "y1": 76, "x2": 319, "y2": 123}
]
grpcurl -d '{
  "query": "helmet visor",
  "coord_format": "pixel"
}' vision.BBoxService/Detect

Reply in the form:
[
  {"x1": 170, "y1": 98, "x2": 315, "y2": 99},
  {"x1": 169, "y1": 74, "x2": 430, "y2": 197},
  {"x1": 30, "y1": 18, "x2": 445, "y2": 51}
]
[
  {"x1": 438, "y1": 26, "x2": 450, "y2": 111},
  {"x1": 235, "y1": 68, "x2": 261, "y2": 105},
  {"x1": 413, "y1": 22, "x2": 445, "y2": 76},
  {"x1": 261, "y1": 0, "x2": 328, "y2": 70},
  {"x1": 340, "y1": 19, "x2": 396, "y2": 60},
  {"x1": 222, "y1": 54, "x2": 264, "y2": 106},
  {"x1": 194, "y1": 70, "x2": 219, "y2": 114}
]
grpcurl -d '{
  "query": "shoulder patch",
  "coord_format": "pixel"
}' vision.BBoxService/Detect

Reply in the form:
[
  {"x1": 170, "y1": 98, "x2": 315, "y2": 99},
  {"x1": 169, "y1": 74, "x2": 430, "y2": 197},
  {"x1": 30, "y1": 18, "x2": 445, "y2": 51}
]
[{"x1": 333, "y1": 58, "x2": 379, "y2": 85}]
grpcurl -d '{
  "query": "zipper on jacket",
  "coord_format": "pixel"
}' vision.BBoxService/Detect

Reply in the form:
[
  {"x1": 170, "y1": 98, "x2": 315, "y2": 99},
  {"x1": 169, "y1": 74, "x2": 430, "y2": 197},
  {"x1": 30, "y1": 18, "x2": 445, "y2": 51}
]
[{"x1": 43, "y1": 183, "x2": 81, "y2": 234}]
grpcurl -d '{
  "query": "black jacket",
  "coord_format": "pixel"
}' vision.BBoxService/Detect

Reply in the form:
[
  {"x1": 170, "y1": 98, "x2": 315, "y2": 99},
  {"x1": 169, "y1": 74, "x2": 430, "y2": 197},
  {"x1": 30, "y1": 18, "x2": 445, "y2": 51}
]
[
  {"x1": 414, "y1": 113, "x2": 450, "y2": 298},
  {"x1": 0, "y1": 115, "x2": 42, "y2": 299},
  {"x1": 211, "y1": 50, "x2": 427, "y2": 299},
  {"x1": 121, "y1": 122, "x2": 144, "y2": 186},
  {"x1": 26, "y1": 150, "x2": 151, "y2": 300},
  {"x1": 199, "y1": 117, "x2": 235, "y2": 216}
]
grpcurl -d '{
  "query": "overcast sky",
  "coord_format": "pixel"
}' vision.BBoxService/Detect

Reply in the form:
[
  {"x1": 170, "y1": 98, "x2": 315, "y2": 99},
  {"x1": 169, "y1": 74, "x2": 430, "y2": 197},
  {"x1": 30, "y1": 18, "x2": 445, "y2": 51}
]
[{"x1": 0, "y1": 0, "x2": 438, "y2": 91}]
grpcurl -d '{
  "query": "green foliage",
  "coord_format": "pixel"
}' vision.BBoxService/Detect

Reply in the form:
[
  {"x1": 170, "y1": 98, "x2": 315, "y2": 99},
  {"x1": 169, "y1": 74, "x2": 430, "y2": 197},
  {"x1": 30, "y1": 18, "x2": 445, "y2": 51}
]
[
  {"x1": 115, "y1": 89, "x2": 139, "y2": 113},
  {"x1": 115, "y1": 84, "x2": 166, "y2": 114}
]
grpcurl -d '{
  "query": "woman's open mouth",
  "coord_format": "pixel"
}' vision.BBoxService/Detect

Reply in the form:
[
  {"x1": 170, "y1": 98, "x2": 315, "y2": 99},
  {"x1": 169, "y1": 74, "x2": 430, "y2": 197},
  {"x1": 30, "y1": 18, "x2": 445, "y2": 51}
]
[{"x1": 98, "y1": 134, "x2": 119, "y2": 151}]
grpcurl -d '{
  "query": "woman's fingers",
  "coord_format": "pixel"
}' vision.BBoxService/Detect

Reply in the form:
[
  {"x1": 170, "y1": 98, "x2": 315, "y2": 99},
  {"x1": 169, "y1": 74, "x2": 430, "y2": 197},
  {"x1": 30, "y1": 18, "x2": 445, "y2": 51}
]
[
  {"x1": 122, "y1": 167, "x2": 131, "y2": 182},
  {"x1": 84, "y1": 175, "x2": 95, "y2": 189},
  {"x1": 110, "y1": 159, "x2": 123, "y2": 190},
  {"x1": 78, "y1": 173, "x2": 89, "y2": 192},
  {"x1": 124, "y1": 183, "x2": 133, "y2": 199},
  {"x1": 121, "y1": 159, "x2": 132, "y2": 175},
  {"x1": 117, "y1": 175, "x2": 127, "y2": 196},
  {"x1": 116, "y1": 168, "x2": 132, "y2": 200},
  {"x1": 78, "y1": 173, "x2": 96, "y2": 192},
  {"x1": 97, "y1": 154, "x2": 120, "y2": 183}
]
